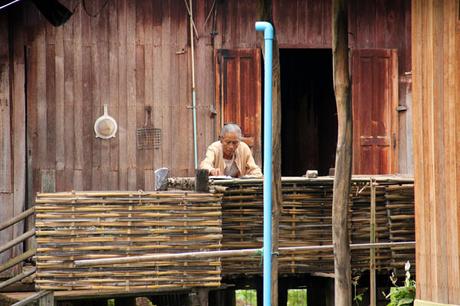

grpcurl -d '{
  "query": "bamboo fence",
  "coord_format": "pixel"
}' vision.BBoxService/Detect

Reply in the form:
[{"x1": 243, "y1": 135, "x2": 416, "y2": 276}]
[
  {"x1": 214, "y1": 176, "x2": 415, "y2": 276},
  {"x1": 35, "y1": 176, "x2": 415, "y2": 290},
  {"x1": 35, "y1": 191, "x2": 223, "y2": 291}
]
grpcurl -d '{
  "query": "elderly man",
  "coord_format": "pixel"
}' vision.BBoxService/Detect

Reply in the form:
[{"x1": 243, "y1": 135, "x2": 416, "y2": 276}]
[{"x1": 200, "y1": 124, "x2": 262, "y2": 177}]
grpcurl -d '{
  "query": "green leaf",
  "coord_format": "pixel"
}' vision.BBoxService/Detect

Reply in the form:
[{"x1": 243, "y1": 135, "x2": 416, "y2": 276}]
[{"x1": 397, "y1": 297, "x2": 414, "y2": 306}]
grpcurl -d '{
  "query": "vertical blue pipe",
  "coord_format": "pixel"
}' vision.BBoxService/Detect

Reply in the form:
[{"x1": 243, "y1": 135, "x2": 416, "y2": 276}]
[{"x1": 255, "y1": 21, "x2": 274, "y2": 306}]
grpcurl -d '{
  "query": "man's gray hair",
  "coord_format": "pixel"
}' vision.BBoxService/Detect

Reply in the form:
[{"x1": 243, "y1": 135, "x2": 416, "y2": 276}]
[{"x1": 220, "y1": 123, "x2": 242, "y2": 139}]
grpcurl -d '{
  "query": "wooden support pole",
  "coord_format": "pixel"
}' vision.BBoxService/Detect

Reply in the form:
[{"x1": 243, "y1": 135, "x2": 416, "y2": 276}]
[
  {"x1": 0, "y1": 229, "x2": 35, "y2": 254},
  {"x1": 256, "y1": 1, "x2": 282, "y2": 305},
  {"x1": 38, "y1": 291, "x2": 54, "y2": 306},
  {"x1": 332, "y1": 0, "x2": 352, "y2": 305},
  {"x1": 0, "y1": 207, "x2": 34, "y2": 231},
  {"x1": 0, "y1": 249, "x2": 36, "y2": 274},
  {"x1": 370, "y1": 178, "x2": 376, "y2": 306}
]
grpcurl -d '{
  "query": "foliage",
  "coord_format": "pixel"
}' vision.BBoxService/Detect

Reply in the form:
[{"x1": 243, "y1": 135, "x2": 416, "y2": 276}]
[
  {"x1": 236, "y1": 289, "x2": 257, "y2": 306},
  {"x1": 352, "y1": 274, "x2": 366, "y2": 306},
  {"x1": 287, "y1": 289, "x2": 307, "y2": 306},
  {"x1": 383, "y1": 261, "x2": 416, "y2": 306}
]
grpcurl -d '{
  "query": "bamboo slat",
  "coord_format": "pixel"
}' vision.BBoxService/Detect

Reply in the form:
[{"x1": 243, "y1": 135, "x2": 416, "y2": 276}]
[{"x1": 35, "y1": 191, "x2": 223, "y2": 291}]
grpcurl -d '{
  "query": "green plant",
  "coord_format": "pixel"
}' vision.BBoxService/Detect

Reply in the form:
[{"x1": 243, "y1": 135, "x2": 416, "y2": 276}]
[
  {"x1": 383, "y1": 261, "x2": 416, "y2": 306},
  {"x1": 287, "y1": 289, "x2": 307, "y2": 306},
  {"x1": 352, "y1": 274, "x2": 366, "y2": 306}
]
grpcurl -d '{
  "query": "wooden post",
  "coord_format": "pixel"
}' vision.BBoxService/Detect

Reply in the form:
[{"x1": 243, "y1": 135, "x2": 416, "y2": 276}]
[
  {"x1": 38, "y1": 291, "x2": 54, "y2": 306},
  {"x1": 256, "y1": 1, "x2": 282, "y2": 305},
  {"x1": 190, "y1": 288, "x2": 209, "y2": 306},
  {"x1": 332, "y1": 0, "x2": 352, "y2": 305},
  {"x1": 195, "y1": 169, "x2": 209, "y2": 192},
  {"x1": 370, "y1": 179, "x2": 376, "y2": 306}
]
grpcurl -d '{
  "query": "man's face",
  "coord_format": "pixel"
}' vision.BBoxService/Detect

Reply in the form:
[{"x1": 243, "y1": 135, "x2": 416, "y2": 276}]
[{"x1": 220, "y1": 132, "x2": 240, "y2": 157}]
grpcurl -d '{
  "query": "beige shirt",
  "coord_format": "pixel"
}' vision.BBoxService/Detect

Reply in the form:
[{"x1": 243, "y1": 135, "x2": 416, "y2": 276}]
[{"x1": 200, "y1": 141, "x2": 262, "y2": 177}]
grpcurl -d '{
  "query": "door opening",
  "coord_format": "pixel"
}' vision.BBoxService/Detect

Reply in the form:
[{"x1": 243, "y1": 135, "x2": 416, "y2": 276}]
[{"x1": 280, "y1": 49, "x2": 337, "y2": 176}]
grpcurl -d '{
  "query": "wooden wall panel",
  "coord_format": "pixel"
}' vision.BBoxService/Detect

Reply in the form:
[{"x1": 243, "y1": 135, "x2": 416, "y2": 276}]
[
  {"x1": 413, "y1": 0, "x2": 460, "y2": 304},
  {"x1": 3, "y1": 0, "x2": 411, "y2": 197},
  {"x1": 0, "y1": 14, "x2": 14, "y2": 271}
]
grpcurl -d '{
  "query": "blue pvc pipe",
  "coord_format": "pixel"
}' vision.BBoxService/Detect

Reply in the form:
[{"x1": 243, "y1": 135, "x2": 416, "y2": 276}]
[{"x1": 255, "y1": 21, "x2": 274, "y2": 306}]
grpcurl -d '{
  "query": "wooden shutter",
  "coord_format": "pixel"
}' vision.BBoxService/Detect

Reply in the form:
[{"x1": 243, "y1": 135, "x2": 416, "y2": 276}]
[
  {"x1": 216, "y1": 49, "x2": 262, "y2": 163},
  {"x1": 352, "y1": 49, "x2": 398, "y2": 174}
]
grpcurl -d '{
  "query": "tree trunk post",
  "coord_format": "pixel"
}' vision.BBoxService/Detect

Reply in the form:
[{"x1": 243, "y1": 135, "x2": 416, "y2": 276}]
[
  {"x1": 256, "y1": 1, "x2": 282, "y2": 305},
  {"x1": 332, "y1": 0, "x2": 353, "y2": 305}
]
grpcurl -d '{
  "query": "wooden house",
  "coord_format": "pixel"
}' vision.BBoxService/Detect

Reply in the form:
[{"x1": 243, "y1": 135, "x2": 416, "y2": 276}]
[{"x1": 0, "y1": 0, "x2": 420, "y2": 304}]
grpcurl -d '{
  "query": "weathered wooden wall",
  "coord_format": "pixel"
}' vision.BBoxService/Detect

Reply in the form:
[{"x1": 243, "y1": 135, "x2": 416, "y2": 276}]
[
  {"x1": 0, "y1": 0, "x2": 411, "y2": 193},
  {"x1": 412, "y1": 0, "x2": 460, "y2": 304},
  {"x1": 0, "y1": 8, "x2": 27, "y2": 273}
]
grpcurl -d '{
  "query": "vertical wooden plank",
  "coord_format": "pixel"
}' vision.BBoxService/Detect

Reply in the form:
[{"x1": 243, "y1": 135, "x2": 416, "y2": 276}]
[
  {"x1": 36, "y1": 21, "x2": 47, "y2": 180},
  {"x1": 135, "y1": 43, "x2": 145, "y2": 189},
  {"x1": 306, "y1": 0, "x2": 323, "y2": 47},
  {"x1": 143, "y1": 0, "x2": 154, "y2": 186},
  {"x1": 12, "y1": 9, "x2": 27, "y2": 273},
  {"x1": 81, "y1": 8, "x2": 93, "y2": 191},
  {"x1": 63, "y1": 7, "x2": 75, "y2": 191},
  {"x1": 431, "y1": 0, "x2": 448, "y2": 301},
  {"x1": 73, "y1": 4, "x2": 84, "y2": 190},
  {"x1": 412, "y1": 0, "x2": 426, "y2": 299},
  {"x1": 0, "y1": 16, "x2": 13, "y2": 271},
  {"x1": 99, "y1": 1, "x2": 111, "y2": 191},
  {"x1": 78, "y1": 2, "x2": 92, "y2": 192},
  {"x1": 445, "y1": 0, "x2": 460, "y2": 301},
  {"x1": 353, "y1": 0, "x2": 375, "y2": 48},
  {"x1": 108, "y1": 0, "x2": 119, "y2": 190},
  {"x1": 152, "y1": 0, "x2": 163, "y2": 171},
  {"x1": 45, "y1": 33, "x2": 56, "y2": 178},
  {"x1": 322, "y1": 0, "x2": 332, "y2": 47},
  {"x1": 127, "y1": 0, "x2": 137, "y2": 189},
  {"x1": 55, "y1": 23, "x2": 65, "y2": 191},
  {"x1": 160, "y1": 0, "x2": 172, "y2": 174},
  {"x1": 118, "y1": 0, "x2": 128, "y2": 189},
  {"x1": 0, "y1": 18, "x2": 11, "y2": 194}
]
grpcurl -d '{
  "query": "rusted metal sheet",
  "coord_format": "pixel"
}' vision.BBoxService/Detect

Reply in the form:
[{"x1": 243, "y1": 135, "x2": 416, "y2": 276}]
[
  {"x1": 352, "y1": 49, "x2": 398, "y2": 174},
  {"x1": 216, "y1": 49, "x2": 262, "y2": 163}
]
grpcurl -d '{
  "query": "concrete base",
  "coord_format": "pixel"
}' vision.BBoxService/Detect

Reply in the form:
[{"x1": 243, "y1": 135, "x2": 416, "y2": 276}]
[{"x1": 415, "y1": 299, "x2": 460, "y2": 306}]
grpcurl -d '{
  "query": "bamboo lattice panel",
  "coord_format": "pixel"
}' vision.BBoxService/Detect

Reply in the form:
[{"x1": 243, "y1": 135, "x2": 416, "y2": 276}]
[
  {"x1": 385, "y1": 184, "x2": 415, "y2": 269},
  {"x1": 35, "y1": 191, "x2": 223, "y2": 291},
  {"x1": 215, "y1": 177, "x2": 415, "y2": 276}
]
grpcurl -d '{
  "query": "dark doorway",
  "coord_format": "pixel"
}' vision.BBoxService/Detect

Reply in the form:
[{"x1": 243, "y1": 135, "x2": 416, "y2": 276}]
[{"x1": 280, "y1": 49, "x2": 337, "y2": 176}]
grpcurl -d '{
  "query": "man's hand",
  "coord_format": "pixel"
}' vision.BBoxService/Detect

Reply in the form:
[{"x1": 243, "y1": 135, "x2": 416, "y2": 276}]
[{"x1": 210, "y1": 168, "x2": 221, "y2": 176}]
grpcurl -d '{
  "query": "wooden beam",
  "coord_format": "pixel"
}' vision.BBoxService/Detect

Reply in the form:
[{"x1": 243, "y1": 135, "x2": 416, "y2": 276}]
[
  {"x1": 75, "y1": 241, "x2": 415, "y2": 267},
  {"x1": 0, "y1": 207, "x2": 34, "y2": 231},
  {"x1": 332, "y1": 0, "x2": 352, "y2": 305},
  {"x1": 0, "y1": 249, "x2": 36, "y2": 274},
  {"x1": 256, "y1": 1, "x2": 282, "y2": 305}
]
